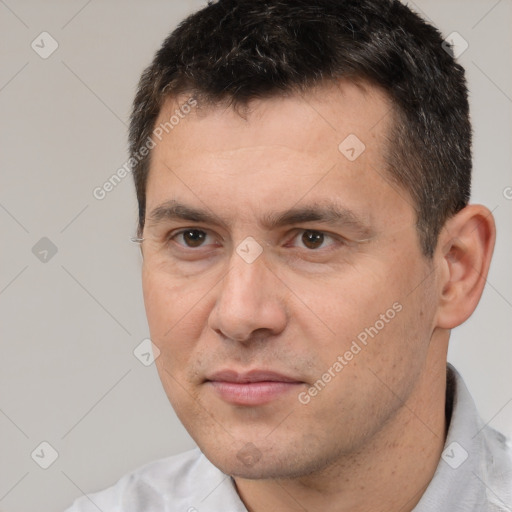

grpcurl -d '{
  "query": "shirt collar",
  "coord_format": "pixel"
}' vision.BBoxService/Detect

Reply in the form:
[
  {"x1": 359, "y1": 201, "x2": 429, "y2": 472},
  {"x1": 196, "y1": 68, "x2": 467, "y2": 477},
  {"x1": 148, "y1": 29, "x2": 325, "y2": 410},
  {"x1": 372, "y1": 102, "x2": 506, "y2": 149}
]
[{"x1": 412, "y1": 363, "x2": 489, "y2": 511}]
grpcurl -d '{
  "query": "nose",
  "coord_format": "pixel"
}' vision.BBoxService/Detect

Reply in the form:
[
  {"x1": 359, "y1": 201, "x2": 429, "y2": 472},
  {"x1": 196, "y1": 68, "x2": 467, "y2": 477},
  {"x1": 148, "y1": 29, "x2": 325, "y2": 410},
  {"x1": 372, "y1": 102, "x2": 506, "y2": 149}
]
[{"x1": 208, "y1": 249, "x2": 288, "y2": 343}]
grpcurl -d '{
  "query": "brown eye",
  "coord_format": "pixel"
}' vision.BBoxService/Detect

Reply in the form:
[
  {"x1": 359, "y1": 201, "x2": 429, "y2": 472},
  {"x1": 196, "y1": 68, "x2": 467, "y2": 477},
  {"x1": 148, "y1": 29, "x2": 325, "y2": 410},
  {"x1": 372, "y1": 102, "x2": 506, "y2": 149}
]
[
  {"x1": 301, "y1": 230, "x2": 325, "y2": 249},
  {"x1": 182, "y1": 229, "x2": 207, "y2": 247}
]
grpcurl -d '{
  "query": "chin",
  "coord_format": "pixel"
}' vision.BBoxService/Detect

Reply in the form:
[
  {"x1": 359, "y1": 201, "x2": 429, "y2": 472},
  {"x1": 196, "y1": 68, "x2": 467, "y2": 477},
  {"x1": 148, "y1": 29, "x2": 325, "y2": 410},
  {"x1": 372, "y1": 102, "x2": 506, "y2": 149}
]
[
  {"x1": 198, "y1": 441, "x2": 268, "y2": 477},
  {"x1": 200, "y1": 441, "x2": 329, "y2": 480}
]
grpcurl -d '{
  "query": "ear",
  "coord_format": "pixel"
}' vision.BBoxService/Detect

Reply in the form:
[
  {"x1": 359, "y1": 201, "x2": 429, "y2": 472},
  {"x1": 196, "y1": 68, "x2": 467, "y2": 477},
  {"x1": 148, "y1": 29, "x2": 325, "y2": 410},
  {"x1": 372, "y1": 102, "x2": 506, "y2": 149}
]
[{"x1": 434, "y1": 204, "x2": 496, "y2": 329}]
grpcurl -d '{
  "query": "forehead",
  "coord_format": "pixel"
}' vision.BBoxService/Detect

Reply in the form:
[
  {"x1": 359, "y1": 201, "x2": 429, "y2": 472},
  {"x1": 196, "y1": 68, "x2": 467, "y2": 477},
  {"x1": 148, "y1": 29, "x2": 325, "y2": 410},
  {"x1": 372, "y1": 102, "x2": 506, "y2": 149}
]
[
  {"x1": 153, "y1": 80, "x2": 393, "y2": 158},
  {"x1": 146, "y1": 81, "x2": 412, "y2": 230}
]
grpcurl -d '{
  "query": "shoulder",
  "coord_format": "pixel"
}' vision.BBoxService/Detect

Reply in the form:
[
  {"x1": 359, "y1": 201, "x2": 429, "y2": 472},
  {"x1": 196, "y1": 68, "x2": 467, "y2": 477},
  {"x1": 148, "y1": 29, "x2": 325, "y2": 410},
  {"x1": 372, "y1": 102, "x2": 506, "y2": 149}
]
[{"x1": 63, "y1": 448, "x2": 240, "y2": 512}]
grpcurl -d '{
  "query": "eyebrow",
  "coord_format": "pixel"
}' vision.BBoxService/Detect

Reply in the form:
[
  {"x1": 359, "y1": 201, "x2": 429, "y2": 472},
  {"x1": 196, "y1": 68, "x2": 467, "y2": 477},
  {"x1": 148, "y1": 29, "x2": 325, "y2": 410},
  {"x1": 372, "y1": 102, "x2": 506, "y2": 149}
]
[{"x1": 146, "y1": 199, "x2": 374, "y2": 238}]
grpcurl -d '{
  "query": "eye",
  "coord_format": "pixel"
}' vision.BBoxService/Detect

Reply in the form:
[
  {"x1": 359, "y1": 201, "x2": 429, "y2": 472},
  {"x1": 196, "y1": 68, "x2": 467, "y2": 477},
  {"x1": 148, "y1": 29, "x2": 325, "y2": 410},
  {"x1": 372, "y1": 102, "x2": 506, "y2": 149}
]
[
  {"x1": 289, "y1": 229, "x2": 339, "y2": 250},
  {"x1": 171, "y1": 228, "x2": 215, "y2": 248}
]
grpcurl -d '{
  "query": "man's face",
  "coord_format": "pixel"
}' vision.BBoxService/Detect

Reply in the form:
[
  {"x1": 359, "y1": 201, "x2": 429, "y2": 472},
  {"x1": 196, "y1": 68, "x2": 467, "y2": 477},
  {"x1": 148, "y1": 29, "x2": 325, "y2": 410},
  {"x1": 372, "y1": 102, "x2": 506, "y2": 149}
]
[{"x1": 142, "y1": 82, "x2": 440, "y2": 479}]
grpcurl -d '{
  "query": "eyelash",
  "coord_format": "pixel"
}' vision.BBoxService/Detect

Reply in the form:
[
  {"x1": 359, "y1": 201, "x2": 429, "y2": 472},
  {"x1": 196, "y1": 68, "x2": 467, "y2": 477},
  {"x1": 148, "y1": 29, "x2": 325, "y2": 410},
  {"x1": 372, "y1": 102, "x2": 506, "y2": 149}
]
[{"x1": 167, "y1": 228, "x2": 343, "y2": 252}]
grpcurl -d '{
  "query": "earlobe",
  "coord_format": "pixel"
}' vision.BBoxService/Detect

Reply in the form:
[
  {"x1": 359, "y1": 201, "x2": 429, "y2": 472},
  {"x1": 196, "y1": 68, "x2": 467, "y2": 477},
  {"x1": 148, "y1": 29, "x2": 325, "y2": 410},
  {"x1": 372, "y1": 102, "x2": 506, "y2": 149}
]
[{"x1": 435, "y1": 205, "x2": 496, "y2": 330}]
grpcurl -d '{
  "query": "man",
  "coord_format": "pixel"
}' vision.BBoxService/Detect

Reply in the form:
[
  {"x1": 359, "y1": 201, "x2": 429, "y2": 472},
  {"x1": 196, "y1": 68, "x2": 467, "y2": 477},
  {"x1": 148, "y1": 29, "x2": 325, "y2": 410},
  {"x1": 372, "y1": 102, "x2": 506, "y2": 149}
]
[{"x1": 66, "y1": 0, "x2": 511, "y2": 510}]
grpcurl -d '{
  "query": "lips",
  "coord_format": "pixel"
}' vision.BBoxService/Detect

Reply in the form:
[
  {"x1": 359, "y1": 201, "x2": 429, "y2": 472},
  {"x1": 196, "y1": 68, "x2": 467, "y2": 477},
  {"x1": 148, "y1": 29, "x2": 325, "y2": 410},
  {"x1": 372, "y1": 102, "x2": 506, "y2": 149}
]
[{"x1": 205, "y1": 369, "x2": 304, "y2": 406}]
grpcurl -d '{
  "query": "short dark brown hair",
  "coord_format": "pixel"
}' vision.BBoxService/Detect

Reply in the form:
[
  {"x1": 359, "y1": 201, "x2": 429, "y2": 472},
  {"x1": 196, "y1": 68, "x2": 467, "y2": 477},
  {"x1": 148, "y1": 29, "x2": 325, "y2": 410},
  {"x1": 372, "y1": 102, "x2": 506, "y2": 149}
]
[{"x1": 129, "y1": 0, "x2": 471, "y2": 256}]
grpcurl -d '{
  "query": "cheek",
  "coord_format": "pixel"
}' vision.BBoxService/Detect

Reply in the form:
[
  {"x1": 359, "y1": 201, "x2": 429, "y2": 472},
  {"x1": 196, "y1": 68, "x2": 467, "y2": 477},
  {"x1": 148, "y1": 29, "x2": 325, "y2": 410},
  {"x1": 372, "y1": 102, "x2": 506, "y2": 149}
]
[
  {"x1": 350, "y1": 259, "x2": 437, "y2": 382},
  {"x1": 142, "y1": 269, "x2": 171, "y2": 335},
  {"x1": 291, "y1": 265, "x2": 392, "y2": 333},
  {"x1": 142, "y1": 267, "x2": 218, "y2": 371},
  {"x1": 296, "y1": 255, "x2": 426, "y2": 364}
]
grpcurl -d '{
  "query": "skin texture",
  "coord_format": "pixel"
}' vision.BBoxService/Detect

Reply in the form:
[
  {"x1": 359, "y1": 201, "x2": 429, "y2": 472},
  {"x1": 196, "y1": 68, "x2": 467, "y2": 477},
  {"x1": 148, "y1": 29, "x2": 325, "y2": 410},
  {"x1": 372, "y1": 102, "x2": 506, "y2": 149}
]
[{"x1": 141, "y1": 81, "x2": 495, "y2": 512}]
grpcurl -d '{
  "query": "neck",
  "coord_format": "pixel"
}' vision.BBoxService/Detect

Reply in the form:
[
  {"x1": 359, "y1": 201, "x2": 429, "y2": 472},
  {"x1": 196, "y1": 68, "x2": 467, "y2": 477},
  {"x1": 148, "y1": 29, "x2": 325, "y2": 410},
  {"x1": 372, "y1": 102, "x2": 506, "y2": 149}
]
[{"x1": 233, "y1": 353, "x2": 448, "y2": 512}]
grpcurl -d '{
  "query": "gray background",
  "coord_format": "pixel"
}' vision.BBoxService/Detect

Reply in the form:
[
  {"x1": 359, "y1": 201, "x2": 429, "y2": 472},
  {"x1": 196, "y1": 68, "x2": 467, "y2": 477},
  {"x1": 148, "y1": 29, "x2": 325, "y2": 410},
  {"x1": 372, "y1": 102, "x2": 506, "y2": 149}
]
[{"x1": 0, "y1": 1, "x2": 511, "y2": 511}]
